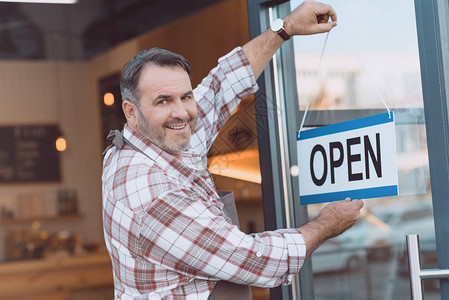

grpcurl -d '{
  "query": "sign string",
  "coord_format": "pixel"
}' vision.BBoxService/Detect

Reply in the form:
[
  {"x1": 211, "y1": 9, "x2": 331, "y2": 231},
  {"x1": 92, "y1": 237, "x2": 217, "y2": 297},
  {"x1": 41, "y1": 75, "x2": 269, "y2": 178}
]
[
  {"x1": 298, "y1": 31, "x2": 393, "y2": 138},
  {"x1": 298, "y1": 31, "x2": 330, "y2": 137},
  {"x1": 354, "y1": 55, "x2": 391, "y2": 117}
]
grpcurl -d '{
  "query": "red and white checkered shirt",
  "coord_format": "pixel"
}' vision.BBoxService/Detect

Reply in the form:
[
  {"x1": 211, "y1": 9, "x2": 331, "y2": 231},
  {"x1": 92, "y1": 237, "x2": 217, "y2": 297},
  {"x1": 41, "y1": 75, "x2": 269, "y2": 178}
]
[{"x1": 102, "y1": 47, "x2": 306, "y2": 299}]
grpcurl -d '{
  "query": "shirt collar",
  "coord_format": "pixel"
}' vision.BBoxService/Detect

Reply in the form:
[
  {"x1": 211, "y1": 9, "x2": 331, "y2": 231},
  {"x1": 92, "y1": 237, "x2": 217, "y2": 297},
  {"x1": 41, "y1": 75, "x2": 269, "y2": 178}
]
[{"x1": 122, "y1": 124, "x2": 207, "y2": 178}]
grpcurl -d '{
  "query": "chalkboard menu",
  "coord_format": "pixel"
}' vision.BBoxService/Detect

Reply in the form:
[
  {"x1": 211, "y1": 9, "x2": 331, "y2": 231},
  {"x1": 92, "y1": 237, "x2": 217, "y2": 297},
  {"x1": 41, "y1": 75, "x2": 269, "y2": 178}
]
[{"x1": 0, "y1": 125, "x2": 61, "y2": 183}]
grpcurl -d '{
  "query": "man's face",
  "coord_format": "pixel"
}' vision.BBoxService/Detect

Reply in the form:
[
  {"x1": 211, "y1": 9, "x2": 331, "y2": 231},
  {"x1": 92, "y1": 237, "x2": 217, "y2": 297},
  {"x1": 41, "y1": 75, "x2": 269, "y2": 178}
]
[{"x1": 134, "y1": 64, "x2": 198, "y2": 159}]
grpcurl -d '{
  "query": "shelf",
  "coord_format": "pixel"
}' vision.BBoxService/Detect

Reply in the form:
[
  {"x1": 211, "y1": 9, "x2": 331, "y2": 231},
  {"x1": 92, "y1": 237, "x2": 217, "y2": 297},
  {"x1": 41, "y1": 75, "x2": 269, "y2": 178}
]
[{"x1": 0, "y1": 214, "x2": 84, "y2": 225}]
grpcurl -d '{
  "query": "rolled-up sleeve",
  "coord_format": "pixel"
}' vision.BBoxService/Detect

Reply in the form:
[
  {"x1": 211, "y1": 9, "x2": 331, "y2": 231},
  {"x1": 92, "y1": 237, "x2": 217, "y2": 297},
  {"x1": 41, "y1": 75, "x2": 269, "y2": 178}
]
[{"x1": 277, "y1": 229, "x2": 307, "y2": 284}]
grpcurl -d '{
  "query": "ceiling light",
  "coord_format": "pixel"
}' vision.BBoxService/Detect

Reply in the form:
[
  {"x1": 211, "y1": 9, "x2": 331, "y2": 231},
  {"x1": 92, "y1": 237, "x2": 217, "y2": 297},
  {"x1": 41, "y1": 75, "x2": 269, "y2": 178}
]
[
  {"x1": 104, "y1": 92, "x2": 115, "y2": 106},
  {"x1": 56, "y1": 137, "x2": 67, "y2": 152},
  {"x1": 0, "y1": 0, "x2": 78, "y2": 4}
]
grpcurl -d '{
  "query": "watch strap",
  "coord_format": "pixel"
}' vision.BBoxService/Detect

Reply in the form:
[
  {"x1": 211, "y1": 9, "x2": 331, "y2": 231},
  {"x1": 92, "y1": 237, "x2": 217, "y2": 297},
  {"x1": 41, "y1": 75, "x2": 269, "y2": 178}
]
[{"x1": 276, "y1": 28, "x2": 290, "y2": 41}]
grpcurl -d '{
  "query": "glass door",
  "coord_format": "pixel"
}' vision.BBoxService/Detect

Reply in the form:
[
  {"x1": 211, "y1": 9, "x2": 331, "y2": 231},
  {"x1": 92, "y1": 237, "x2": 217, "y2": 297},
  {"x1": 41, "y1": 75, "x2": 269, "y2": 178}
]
[
  {"x1": 248, "y1": 0, "x2": 449, "y2": 299},
  {"x1": 286, "y1": 0, "x2": 436, "y2": 298}
]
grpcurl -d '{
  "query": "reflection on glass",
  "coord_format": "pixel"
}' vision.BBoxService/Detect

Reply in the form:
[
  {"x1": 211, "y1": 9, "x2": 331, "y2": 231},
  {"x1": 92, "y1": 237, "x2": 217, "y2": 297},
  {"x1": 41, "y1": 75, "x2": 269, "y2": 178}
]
[
  {"x1": 291, "y1": 0, "x2": 422, "y2": 111},
  {"x1": 289, "y1": 0, "x2": 439, "y2": 299}
]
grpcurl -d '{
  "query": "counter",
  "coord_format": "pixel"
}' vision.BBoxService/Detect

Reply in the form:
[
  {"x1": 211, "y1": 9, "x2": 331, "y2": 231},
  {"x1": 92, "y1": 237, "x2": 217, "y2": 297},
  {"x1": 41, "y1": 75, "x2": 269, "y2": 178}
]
[{"x1": 0, "y1": 252, "x2": 113, "y2": 299}]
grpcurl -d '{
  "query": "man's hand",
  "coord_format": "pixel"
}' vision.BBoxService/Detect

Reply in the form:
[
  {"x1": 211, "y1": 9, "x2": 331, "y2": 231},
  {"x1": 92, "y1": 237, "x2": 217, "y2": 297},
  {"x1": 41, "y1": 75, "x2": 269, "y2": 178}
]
[
  {"x1": 242, "y1": 0, "x2": 337, "y2": 79},
  {"x1": 318, "y1": 198, "x2": 364, "y2": 238},
  {"x1": 299, "y1": 198, "x2": 363, "y2": 258},
  {"x1": 284, "y1": 0, "x2": 337, "y2": 36}
]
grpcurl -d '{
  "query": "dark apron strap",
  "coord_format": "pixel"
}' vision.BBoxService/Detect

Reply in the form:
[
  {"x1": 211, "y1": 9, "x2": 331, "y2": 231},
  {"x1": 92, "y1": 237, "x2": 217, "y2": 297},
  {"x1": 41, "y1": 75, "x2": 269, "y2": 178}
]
[
  {"x1": 208, "y1": 191, "x2": 252, "y2": 300},
  {"x1": 217, "y1": 191, "x2": 240, "y2": 227},
  {"x1": 208, "y1": 281, "x2": 252, "y2": 300},
  {"x1": 103, "y1": 129, "x2": 143, "y2": 155}
]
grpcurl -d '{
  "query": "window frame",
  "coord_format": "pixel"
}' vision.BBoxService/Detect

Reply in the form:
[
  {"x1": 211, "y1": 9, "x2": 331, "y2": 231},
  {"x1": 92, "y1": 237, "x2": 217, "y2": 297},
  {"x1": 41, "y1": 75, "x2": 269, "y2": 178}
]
[{"x1": 247, "y1": 0, "x2": 449, "y2": 299}]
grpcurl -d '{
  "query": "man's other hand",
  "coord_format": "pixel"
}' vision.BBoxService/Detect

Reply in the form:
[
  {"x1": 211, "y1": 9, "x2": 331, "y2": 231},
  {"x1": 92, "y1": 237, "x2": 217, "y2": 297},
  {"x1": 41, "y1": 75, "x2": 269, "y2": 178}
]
[
  {"x1": 284, "y1": 0, "x2": 337, "y2": 36},
  {"x1": 319, "y1": 198, "x2": 364, "y2": 239},
  {"x1": 299, "y1": 198, "x2": 363, "y2": 258}
]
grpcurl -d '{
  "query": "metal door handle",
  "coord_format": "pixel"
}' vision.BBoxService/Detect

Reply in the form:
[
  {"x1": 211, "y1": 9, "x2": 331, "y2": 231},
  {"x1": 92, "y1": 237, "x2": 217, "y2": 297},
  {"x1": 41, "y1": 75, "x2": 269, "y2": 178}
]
[{"x1": 407, "y1": 234, "x2": 449, "y2": 299}]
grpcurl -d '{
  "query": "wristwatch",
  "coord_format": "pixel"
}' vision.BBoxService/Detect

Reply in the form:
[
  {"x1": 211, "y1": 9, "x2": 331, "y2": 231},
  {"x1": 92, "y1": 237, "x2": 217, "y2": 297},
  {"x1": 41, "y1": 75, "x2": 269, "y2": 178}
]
[{"x1": 270, "y1": 18, "x2": 290, "y2": 41}]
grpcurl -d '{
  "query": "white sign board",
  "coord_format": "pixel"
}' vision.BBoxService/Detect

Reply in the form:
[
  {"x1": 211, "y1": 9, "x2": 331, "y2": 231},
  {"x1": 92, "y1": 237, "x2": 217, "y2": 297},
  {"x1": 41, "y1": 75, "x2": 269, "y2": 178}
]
[{"x1": 297, "y1": 112, "x2": 398, "y2": 205}]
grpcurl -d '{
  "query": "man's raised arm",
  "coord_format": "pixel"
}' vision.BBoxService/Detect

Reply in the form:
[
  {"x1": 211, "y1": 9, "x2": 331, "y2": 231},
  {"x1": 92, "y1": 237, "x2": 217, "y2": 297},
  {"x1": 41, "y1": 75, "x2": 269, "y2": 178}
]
[
  {"x1": 242, "y1": 0, "x2": 337, "y2": 79},
  {"x1": 241, "y1": 0, "x2": 364, "y2": 261}
]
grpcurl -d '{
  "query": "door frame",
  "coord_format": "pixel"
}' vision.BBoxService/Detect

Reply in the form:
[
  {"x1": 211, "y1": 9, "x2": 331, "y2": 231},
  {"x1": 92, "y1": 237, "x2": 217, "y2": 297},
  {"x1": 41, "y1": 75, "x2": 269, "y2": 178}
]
[{"x1": 414, "y1": 0, "x2": 449, "y2": 297}]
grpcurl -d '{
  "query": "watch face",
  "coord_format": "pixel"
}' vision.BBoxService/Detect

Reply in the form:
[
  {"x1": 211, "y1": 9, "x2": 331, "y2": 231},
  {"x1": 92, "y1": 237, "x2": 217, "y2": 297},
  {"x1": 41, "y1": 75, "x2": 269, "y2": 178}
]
[{"x1": 271, "y1": 19, "x2": 284, "y2": 31}]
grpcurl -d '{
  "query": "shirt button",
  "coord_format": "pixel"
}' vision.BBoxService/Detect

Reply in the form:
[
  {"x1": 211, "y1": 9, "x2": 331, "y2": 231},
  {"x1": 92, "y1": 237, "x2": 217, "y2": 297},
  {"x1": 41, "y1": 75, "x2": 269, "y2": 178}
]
[{"x1": 256, "y1": 252, "x2": 262, "y2": 257}]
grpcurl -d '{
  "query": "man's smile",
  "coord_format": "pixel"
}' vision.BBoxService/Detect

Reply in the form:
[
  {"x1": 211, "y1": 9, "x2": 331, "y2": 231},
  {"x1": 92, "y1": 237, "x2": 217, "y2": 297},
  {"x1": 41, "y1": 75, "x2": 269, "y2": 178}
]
[{"x1": 166, "y1": 124, "x2": 187, "y2": 130}]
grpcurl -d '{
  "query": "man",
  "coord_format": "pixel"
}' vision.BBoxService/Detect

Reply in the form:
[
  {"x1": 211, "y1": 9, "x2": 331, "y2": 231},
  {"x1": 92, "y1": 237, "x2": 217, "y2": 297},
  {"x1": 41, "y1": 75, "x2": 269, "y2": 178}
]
[{"x1": 102, "y1": 0, "x2": 364, "y2": 299}]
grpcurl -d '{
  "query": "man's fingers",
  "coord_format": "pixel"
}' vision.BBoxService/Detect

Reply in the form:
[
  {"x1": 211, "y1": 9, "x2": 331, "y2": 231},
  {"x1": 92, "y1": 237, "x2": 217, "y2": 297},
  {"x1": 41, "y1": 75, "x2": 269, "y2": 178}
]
[
  {"x1": 286, "y1": 1, "x2": 337, "y2": 35},
  {"x1": 349, "y1": 199, "x2": 364, "y2": 210},
  {"x1": 317, "y1": 15, "x2": 329, "y2": 24},
  {"x1": 340, "y1": 198, "x2": 364, "y2": 209},
  {"x1": 315, "y1": 21, "x2": 337, "y2": 33},
  {"x1": 315, "y1": 3, "x2": 337, "y2": 22}
]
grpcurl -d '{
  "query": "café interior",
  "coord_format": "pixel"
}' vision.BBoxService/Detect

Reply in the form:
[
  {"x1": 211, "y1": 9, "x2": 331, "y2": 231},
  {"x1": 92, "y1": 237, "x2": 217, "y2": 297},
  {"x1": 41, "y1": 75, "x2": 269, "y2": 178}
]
[{"x1": 0, "y1": 0, "x2": 269, "y2": 299}]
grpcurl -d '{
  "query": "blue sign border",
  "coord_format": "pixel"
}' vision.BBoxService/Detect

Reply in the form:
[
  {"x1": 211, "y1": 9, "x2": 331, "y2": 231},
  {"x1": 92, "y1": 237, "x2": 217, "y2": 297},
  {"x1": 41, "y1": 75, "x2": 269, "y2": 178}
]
[
  {"x1": 297, "y1": 111, "x2": 398, "y2": 205},
  {"x1": 300, "y1": 185, "x2": 398, "y2": 205},
  {"x1": 297, "y1": 111, "x2": 394, "y2": 141}
]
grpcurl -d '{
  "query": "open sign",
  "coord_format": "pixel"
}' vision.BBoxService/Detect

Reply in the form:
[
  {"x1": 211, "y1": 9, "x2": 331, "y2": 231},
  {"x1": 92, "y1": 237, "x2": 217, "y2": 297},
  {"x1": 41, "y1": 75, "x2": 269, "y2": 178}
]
[{"x1": 297, "y1": 112, "x2": 398, "y2": 205}]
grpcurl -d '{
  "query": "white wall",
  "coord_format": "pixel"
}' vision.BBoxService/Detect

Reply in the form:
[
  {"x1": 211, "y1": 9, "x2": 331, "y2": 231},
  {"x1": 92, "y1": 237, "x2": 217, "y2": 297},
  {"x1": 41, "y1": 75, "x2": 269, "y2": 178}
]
[{"x1": 0, "y1": 59, "x2": 102, "y2": 259}]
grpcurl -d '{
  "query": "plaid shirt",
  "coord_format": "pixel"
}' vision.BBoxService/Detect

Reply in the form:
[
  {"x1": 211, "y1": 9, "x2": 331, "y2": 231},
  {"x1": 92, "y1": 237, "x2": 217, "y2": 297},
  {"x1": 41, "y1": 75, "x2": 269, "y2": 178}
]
[{"x1": 102, "y1": 47, "x2": 306, "y2": 299}]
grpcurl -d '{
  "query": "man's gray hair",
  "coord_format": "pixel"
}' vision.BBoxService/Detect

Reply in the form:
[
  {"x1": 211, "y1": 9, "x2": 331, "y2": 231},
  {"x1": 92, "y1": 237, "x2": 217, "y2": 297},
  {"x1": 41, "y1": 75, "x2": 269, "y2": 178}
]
[{"x1": 120, "y1": 48, "x2": 191, "y2": 106}]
